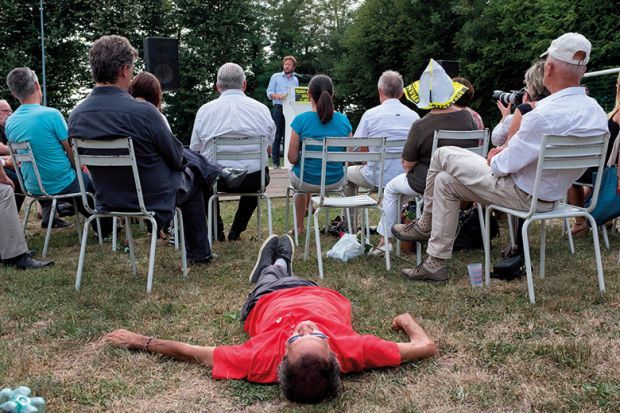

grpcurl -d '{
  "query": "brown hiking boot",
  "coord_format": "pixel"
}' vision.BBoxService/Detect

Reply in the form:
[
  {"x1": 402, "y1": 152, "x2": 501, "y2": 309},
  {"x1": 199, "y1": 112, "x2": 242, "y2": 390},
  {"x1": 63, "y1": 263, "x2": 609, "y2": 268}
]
[
  {"x1": 391, "y1": 220, "x2": 431, "y2": 242},
  {"x1": 401, "y1": 263, "x2": 449, "y2": 282}
]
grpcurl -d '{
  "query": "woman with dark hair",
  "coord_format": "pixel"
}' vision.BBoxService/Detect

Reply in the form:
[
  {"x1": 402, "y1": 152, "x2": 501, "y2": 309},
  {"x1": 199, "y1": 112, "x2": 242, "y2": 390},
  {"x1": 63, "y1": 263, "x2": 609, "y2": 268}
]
[
  {"x1": 452, "y1": 77, "x2": 484, "y2": 130},
  {"x1": 287, "y1": 74, "x2": 352, "y2": 234},
  {"x1": 128, "y1": 71, "x2": 170, "y2": 129}
]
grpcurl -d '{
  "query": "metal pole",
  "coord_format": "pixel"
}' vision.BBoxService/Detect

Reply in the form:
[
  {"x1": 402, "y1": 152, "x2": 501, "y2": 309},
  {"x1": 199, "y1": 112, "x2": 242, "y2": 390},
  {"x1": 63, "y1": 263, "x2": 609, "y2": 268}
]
[{"x1": 39, "y1": 0, "x2": 47, "y2": 106}]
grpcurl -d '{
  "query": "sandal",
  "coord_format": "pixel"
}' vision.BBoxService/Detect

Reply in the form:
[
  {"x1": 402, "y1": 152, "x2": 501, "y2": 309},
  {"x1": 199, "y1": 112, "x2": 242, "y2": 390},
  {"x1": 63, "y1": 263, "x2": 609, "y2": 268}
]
[{"x1": 571, "y1": 221, "x2": 590, "y2": 237}]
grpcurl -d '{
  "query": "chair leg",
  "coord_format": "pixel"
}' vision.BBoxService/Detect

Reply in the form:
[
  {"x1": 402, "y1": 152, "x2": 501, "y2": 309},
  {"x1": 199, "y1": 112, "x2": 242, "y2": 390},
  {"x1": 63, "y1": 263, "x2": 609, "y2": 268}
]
[
  {"x1": 323, "y1": 208, "x2": 329, "y2": 234},
  {"x1": 395, "y1": 195, "x2": 402, "y2": 257},
  {"x1": 125, "y1": 217, "x2": 137, "y2": 277},
  {"x1": 73, "y1": 199, "x2": 82, "y2": 244},
  {"x1": 257, "y1": 195, "x2": 262, "y2": 240},
  {"x1": 304, "y1": 200, "x2": 314, "y2": 260},
  {"x1": 586, "y1": 214, "x2": 606, "y2": 295},
  {"x1": 484, "y1": 207, "x2": 493, "y2": 287},
  {"x1": 565, "y1": 218, "x2": 575, "y2": 254},
  {"x1": 507, "y1": 215, "x2": 516, "y2": 249},
  {"x1": 174, "y1": 211, "x2": 179, "y2": 251},
  {"x1": 539, "y1": 220, "x2": 546, "y2": 278},
  {"x1": 522, "y1": 219, "x2": 536, "y2": 304},
  {"x1": 146, "y1": 217, "x2": 158, "y2": 293},
  {"x1": 314, "y1": 207, "x2": 324, "y2": 279},
  {"x1": 75, "y1": 215, "x2": 97, "y2": 291},
  {"x1": 96, "y1": 217, "x2": 103, "y2": 246},
  {"x1": 176, "y1": 208, "x2": 188, "y2": 278},
  {"x1": 42, "y1": 198, "x2": 58, "y2": 258},
  {"x1": 266, "y1": 195, "x2": 273, "y2": 236},
  {"x1": 292, "y1": 192, "x2": 299, "y2": 246},
  {"x1": 380, "y1": 208, "x2": 391, "y2": 271},
  {"x1": 364, "y1": 209, "x2": 370, "y2": 241},
  {"x1": 112, "y1": 218, "x2": 118, "y2": 252},
  {"x1": 601, "y1": 224, "x2": 610, "y2": 251},
  {"x1": 345, "y1": 208, "x2": 352, "y2": 234},
  {"x1": 285, "y1": 187, "x2": 291, "y2": 234},
  {"x1": 415, "y1": 197, "x2": 422, "y2": 265},
  {"x1": 207, "y1": 194, "x2": 217, "y2": 245}
]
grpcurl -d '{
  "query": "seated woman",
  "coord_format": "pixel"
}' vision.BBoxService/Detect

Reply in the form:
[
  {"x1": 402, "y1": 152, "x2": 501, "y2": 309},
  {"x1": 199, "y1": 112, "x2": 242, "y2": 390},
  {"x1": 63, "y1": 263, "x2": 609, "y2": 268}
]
[
  {"x1": 452, "y1": 77, "x2": 484, "y2": 130},
  {"x1": 287, "y1": 75, "x2": 352, "y2": 235},
  {"x1": 568, "y1": 72, "x2": 620, "y2": 235},
  {"x1": 128, "y1": 71, "x2": 170, "y2": 129},
  {"x1": 373, "y1": 59, "x2": 477, "y2": 254}
]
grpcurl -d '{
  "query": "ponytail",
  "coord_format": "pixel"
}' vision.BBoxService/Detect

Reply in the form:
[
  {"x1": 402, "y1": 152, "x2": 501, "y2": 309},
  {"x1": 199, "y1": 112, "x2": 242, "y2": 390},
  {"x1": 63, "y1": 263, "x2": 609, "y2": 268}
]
[{"x1": 308, "y1": 75, "x2": 335, "y2": 124}]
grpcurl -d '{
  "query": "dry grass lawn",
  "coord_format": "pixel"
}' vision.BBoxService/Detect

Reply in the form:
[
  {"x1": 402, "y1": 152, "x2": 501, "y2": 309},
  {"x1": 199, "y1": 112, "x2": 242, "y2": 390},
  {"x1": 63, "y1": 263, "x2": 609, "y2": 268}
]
[{"x1": 1, "y1": 199, "x2": 619, "y2": 412}]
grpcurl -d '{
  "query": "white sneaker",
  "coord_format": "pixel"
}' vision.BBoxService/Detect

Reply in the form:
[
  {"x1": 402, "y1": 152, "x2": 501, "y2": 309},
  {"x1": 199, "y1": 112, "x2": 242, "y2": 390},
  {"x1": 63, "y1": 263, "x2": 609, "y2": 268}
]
[{"x1": 368, "y1": 243, "x2": 392, "y2": 257}]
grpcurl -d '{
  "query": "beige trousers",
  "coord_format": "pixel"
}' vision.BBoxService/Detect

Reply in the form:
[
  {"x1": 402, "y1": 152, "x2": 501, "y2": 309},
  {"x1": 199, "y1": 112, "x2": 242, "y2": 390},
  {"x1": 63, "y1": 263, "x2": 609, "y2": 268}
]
[
  {"x1": 0, "y1": 184, "x2": 28, "y2": 260},
  {"x1": 424, "y1": 146, "x2": 555, "y2": 259}
]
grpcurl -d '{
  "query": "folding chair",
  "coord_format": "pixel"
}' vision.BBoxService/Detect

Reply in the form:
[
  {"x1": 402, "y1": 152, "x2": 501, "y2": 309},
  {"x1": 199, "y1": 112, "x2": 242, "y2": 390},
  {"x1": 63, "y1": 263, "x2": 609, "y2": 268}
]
[
  {"x1": 483, "y1": 133, "x2": 610, "y2": 304},
  {"x1": 7, "y1": 141, "x2": 101, "y2": 258},
  {"x1": 303, "y1": 137, "x2": 390, "y2": 278},
  {"x1": 395, "y1": 129, "x2": 490, "y2": 264},
  {"x1": 206, "y1": 136, "x2": 272, "y2": 245},
  {"x1": 285, "y1": 138, "x2": 350, "y2": 246},
  {"x1": 71, "y1": 137, "x2": 187, "y2": 293}
]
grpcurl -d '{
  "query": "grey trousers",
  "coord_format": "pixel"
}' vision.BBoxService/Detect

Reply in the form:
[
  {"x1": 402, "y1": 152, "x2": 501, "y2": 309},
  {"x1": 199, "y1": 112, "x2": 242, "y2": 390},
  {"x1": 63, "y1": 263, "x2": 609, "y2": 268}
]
[
  {"x1": 0, "y1": 184, "x2": 28, "y2": 260},
  {"x1": 240, "y1": 264, "x2": 317, "y2": 321},
  {"x1": 424, "y1": 146, "x2": 555, "y2": 259}
]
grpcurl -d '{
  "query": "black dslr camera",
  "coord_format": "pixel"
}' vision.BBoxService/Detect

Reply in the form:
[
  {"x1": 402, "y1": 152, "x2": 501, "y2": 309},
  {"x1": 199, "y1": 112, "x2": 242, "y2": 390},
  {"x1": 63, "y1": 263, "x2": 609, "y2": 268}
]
[{"x1": 492, "y1": 88, "x2": 526, "y2": 105}]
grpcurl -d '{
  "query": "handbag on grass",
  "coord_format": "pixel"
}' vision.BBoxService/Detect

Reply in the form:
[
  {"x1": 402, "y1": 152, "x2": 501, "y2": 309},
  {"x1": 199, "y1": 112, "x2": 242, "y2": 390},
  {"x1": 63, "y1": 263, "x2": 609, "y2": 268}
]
[{"x1": 585, "y1": 136, "x2": 620, "y2": 226}]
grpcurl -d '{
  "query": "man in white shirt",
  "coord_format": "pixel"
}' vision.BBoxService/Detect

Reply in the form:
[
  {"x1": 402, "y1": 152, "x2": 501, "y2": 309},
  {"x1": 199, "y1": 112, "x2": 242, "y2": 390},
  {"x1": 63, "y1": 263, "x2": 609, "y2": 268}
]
[
  {"x1": 344, "y1": 70, "x2": 419, "y2": 197},
  {"x1": 393, "y1": 32, "x2": 609, "y2": 282},
  {"x1": 190, "y1": 63, "x2": 276, "y2": 241}
]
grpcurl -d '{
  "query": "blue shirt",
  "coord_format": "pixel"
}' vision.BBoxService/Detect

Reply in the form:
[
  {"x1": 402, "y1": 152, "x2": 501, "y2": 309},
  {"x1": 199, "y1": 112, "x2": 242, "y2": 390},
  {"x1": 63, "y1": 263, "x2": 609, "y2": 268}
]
[
  {"x1": 291, "y1": 111, "x2": 352, "y2": 185},
  {"x1": 5, "y1": 104, "x2": 75, "y2": 195},
  {"x1": 266, "y1": 72, "x2": 299, "y2": 105}
]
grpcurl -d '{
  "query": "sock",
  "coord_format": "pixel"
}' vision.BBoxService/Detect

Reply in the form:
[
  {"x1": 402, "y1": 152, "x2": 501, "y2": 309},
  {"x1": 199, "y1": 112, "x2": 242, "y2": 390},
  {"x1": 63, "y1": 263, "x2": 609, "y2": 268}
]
[
  {"x1": 274, "y1": 258, "x2": 287, "y2": 270},
  {"x1": 425, "y1": 255, "x2": 445, "y2": 271},
  {"x1": 417, "y1": 212, "x2": 432, "y2": 232}
]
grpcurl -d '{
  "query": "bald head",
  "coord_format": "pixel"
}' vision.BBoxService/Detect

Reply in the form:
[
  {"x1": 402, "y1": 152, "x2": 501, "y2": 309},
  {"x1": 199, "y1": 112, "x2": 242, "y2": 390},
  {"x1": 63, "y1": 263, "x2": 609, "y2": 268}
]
[{"x1": 0, "y1": 100, "x2": 12, "y2": 126}]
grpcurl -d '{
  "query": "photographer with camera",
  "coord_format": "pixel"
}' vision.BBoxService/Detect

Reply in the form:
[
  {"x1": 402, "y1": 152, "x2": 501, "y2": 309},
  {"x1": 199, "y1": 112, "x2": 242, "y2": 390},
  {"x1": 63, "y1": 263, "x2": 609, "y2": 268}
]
[{"x1": 490, "y1": 60, "x2": 549, "y2": 149}]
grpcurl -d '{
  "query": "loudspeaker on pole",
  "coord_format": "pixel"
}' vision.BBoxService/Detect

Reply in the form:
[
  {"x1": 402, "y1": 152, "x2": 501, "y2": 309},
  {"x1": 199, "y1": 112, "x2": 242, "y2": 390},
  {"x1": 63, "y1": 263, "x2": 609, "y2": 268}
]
[{"x1": 143, "y1": 37, "x2": 179, "y2": 90}]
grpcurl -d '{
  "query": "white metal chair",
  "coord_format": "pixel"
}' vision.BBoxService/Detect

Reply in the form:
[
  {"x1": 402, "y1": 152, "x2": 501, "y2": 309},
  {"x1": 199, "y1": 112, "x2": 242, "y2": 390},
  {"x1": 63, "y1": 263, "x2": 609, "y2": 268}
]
[
  {"x1": 206, "y1": 136, "x2": 272, "y2": 245},
  {"x1": 304, "y1": 137, "x2": 390, "y2": 278},
  {"x1": 395, "y1": 129, "x2": 490, "y2": 264},
  {"x1": 7, "y1": 141, "x2": 101, "y2": 258},
  {"x1": 483, "y1": 133, "x2": 610, "y2": 304},
  {"x1": 285, "y1": 138, "x2": 350, "y2": 246},
  {"x1": 71, "y1": 137, "x2": 187, "y2": 293}
]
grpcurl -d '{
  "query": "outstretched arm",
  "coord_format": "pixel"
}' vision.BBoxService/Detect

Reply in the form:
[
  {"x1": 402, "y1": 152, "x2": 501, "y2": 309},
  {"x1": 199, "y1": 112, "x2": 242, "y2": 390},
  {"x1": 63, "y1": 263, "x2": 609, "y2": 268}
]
[
  {"x1": 104, "y1": 329, "x2": 215, "y2": 367},
  {"x1": 391, "y1": 313, "x2": 437, "y2": 362}
]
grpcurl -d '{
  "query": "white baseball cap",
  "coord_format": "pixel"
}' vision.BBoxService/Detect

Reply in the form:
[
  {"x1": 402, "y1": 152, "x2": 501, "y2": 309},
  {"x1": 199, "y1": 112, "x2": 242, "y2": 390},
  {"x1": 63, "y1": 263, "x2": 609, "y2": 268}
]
[{"x1": 540, "y1": 32, "x2": 591, "y2": 66}]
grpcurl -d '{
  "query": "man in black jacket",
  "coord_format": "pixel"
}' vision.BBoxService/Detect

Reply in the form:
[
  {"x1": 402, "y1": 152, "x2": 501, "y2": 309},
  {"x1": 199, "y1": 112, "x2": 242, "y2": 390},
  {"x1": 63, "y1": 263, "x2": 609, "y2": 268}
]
[{"x1": 69, "y1": 35, "x2": 214, "y2": 264}]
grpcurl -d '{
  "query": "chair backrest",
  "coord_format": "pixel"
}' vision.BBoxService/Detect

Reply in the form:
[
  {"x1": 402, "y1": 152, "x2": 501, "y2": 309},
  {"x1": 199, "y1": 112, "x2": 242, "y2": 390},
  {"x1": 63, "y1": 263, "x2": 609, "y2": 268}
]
[
  {"x1": 314, "y1": 137, "x2": 386, "y2": 205},
  {"x1": 7, "y1": 141, "x2": 50, "y2": 197},
  {"x1": 528, "y1": 133, "x2": 610, "y2": 216},
  {"x1": 71, "y1": 137, "x2": 148, "y2": 215},
  {"x1": 213, "y1": 136, "x2": 266, "y2": 192},
  {"x1": 432, "y1": 129, "x2": 490, "y2": 157},
  {"x1": 384, "y1": 137, "x2": 407, "y2": 159}
]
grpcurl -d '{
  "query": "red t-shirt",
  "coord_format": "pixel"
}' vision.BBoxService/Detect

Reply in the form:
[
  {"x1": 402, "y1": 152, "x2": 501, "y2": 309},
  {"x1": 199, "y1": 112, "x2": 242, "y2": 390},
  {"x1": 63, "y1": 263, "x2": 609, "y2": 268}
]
[{"x1": 212, "y1": 286, "x2": 401, "y2": 383}]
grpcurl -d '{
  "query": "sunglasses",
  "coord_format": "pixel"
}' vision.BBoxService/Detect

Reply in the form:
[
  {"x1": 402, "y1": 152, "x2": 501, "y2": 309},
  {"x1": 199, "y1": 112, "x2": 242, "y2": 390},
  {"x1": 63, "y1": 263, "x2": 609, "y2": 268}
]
[{"x1": 287, "y1": 331, "x2": 329, "y2": 345}]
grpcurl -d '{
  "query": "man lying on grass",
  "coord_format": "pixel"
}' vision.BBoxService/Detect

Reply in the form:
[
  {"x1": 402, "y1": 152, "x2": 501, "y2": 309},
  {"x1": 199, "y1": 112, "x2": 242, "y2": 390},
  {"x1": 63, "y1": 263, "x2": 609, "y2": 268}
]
[{"x1": 105, "y1": 234, "x2": 437, "y2": 404}]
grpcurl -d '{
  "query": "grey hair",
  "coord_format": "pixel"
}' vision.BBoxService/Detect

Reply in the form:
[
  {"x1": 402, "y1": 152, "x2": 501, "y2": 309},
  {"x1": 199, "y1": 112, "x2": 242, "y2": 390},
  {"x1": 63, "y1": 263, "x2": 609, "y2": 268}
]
[
  {"x1": 6, "y1": 67, "x2": 37, "y2": 101},
  {"x1": 217, "y1": 63, "x2": 246, "y2": 91},
  {"x1": 547, "y1": 56, "x2": 587, "y2": 81},
  {"x1": 378, "y1": 70, "x2": 404, "y2": 98},
  {"x1": 523, "y1": 60, "x2": 549, "y2": 101}
]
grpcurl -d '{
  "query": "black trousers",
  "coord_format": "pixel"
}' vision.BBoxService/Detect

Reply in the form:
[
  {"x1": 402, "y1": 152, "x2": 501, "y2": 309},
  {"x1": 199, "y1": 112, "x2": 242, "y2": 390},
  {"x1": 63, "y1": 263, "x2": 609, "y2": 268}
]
[
  {"x1": 240, "y1": 264, "x2": 317, "y2": 321},
  {"x1": 203, "y1": 168, "x2": 270, "y2": 237}
]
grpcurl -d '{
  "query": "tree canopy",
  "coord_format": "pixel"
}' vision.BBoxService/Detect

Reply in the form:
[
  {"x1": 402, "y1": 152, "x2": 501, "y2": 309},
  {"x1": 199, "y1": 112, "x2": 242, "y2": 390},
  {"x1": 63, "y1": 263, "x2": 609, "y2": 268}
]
[{"x1": 1, "y1": 0, "x2": 618, "y2": 142}]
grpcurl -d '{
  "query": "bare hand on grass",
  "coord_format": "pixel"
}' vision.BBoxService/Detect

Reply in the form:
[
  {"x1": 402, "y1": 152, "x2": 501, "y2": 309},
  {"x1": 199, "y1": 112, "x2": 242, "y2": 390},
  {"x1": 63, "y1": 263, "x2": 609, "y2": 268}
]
[
  {"x1": 104, "y1": 329, "x2": 148, "y2": 350},
  {"x1": 391, "y1": 313, "x2": 415, "y2": 332}
]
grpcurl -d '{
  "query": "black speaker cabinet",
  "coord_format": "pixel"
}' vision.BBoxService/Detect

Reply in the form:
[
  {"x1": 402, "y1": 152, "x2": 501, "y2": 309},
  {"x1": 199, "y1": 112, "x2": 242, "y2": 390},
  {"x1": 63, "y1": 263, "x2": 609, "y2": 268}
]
[
  {"x1": 144, "y1": 37, "x2": 179, "y2": 90},
  {"x1": 436, "y1": 60, "x2": 460, "y2": 78}
]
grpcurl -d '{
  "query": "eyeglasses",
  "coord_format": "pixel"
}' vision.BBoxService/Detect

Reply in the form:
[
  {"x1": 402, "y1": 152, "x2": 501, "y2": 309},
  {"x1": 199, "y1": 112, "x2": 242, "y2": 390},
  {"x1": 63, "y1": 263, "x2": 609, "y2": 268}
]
[{"x1": 287, "y1": 331, "x2": 329, "y2": 345}]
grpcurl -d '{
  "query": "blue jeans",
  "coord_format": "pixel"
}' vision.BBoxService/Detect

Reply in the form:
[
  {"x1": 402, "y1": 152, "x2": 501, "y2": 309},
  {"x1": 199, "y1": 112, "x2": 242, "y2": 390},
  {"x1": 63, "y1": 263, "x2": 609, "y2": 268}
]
[{"x1": 271, "y1": 105, "x2": 284, "y2": 166}]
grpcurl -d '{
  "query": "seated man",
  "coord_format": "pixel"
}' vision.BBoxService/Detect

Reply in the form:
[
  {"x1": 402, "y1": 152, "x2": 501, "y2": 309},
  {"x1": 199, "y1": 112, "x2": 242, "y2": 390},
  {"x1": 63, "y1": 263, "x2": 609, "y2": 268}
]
[
  {"x1": 190, "y1": 62, "x2": 275, "y2": 241},
  {"x1": 4, "y1": 71, "x2": 90, "y2": 229},
  {"x1": 0, "y1": 165, "x2": 53, "y2": 269},
  {"x1": 393, "y1": 33, "x2": 609, "y2": 282},
  {"x1": 105, "y1": 234, "x2": 437, "y2": 404},
  {"x1": 375, "y1": 60, "x2": 477, "y2": 254},
  {"x1": 69, "y1": 35, "x2": 215, "y2": 265},
  {"x1": 343, "y1": 70, "x2": 419, "y2": 240}
]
